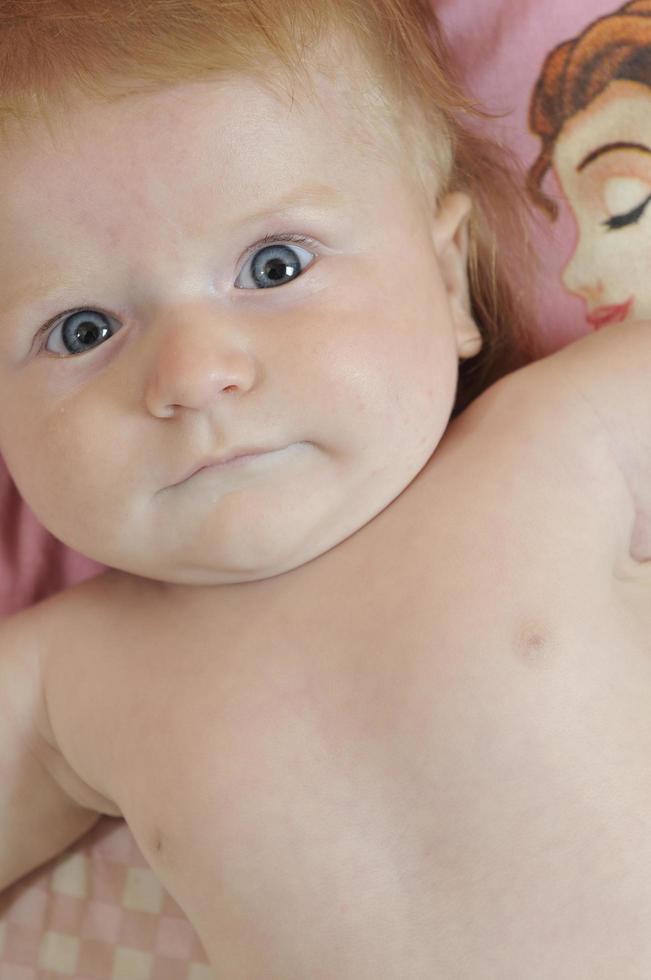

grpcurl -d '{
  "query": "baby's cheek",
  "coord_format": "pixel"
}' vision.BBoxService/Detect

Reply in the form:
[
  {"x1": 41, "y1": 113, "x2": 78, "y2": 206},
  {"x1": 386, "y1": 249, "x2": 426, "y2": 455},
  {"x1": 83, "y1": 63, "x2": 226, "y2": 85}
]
[
  {"x1": 0, "y1": 403, "x2": 58, "y2": 501},
  {"x1": 2, "y1": 397, "x2": 104, "y2": 535}
]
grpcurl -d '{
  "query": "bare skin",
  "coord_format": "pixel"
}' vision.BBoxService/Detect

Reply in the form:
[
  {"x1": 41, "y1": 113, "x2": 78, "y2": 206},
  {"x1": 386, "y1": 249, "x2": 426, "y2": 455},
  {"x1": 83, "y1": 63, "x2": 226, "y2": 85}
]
[
  {"x1": 0, "y1": 37, "x2": 649, "y2": 979},
  {"x1": 37, "y1": 345, "x2": 651, "y2": 979}
]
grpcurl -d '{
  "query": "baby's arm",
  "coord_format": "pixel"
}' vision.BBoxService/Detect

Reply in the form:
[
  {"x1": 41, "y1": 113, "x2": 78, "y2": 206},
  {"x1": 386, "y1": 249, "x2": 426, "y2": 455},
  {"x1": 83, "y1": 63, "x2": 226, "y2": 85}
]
[
  {"x1": 525, "y1": 319, "x2": 651, "y2": 562},
  {"x1": 0, "y1": 603, "x2": 102, "y2": 891}
]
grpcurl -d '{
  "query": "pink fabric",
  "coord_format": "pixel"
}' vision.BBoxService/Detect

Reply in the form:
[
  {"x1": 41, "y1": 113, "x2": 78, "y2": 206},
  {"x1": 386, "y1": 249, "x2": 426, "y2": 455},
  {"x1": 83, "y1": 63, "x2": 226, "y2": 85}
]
[
  {"x1": 0, "y1": 1, "x2": 636, "y2": 975},
  {"x1": 0, "y1": 821, "x2": 212, "y2": 978}
]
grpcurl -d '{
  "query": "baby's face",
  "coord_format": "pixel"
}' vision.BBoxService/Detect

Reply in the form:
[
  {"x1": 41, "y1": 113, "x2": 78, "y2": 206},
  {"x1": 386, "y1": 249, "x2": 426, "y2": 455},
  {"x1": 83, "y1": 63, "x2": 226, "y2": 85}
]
[{"x1": 0, "y1": 53, "x2": 479, "y2": 585}]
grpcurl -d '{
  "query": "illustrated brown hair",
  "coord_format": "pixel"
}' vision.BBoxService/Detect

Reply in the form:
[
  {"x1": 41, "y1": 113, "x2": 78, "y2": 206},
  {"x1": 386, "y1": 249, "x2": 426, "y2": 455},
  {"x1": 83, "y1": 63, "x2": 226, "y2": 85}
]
[
  {"x1": 0, "y1": 0, "x2": 541, "y2": 416},
  {"x1": 528, "y1": 0, "x2": 651, "y2": 220}
]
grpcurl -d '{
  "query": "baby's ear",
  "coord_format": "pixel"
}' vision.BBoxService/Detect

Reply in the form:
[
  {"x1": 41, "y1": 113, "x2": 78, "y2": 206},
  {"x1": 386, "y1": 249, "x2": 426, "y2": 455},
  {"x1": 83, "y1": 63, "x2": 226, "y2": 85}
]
[{"x1": 431, "y1": 191, "x2": 482, "y2": 360}]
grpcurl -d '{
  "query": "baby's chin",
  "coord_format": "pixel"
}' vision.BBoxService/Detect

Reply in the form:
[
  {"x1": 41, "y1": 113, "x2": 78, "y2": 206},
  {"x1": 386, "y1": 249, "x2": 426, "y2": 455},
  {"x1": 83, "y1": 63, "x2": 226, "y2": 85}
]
[
  {"x1": 71, "y1": 524, "x2": 335, "y2": 588},
  {"x1": 112, "y1": 553, "x2": 317, "y2": 588},
  {"x1": 28, "y1": 433, "x2": 437, "y2": 587},
  {"x1": 79, "y1": 496, "x2": 385, "y2": 589}
]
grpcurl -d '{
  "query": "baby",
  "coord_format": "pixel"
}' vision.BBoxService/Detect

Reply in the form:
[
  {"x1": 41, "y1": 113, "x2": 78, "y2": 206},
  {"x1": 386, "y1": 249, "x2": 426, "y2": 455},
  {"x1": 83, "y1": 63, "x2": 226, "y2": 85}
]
[{"x1": 1, "y1": 1, "x2": 651, "y2": 977}]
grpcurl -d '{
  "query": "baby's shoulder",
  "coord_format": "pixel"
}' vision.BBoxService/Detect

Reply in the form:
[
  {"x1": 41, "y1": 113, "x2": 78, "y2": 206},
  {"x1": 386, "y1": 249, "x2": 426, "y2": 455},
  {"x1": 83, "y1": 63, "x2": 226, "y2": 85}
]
[
  {"x1": 455, "y1": 341, "x2": 614, "y2": 476},
  {"x1": 452, "y1": 343, "x2": 638, "y2": 566}
]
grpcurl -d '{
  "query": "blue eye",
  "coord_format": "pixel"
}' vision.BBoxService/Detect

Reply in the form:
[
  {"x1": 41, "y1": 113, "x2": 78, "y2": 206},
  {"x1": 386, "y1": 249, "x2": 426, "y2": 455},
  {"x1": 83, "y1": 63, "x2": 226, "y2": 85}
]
[
  {"x1": 40, "y1": 235, "x2": 317, "y2": 357},
  {"x1": 235, "y1": 235, "x2": 316, "y2": 289},
  {"x1": 603, "y1": 192, "x2": 651, "y2": 230},
  {"x1": 45, "y1": 308, "x2": 118, "y2": 356}
]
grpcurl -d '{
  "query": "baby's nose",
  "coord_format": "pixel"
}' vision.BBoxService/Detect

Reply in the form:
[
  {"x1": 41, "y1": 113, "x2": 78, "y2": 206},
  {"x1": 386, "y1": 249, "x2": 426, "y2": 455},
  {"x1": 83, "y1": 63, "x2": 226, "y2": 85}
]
[{"x1": 143, "y1": 308, "x2": 257, "y2": 417}]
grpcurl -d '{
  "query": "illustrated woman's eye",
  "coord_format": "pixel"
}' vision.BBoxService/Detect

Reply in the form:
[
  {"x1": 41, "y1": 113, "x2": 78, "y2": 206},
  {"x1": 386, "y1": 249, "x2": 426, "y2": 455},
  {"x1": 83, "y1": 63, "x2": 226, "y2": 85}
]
[
  {"x1": 44, "y1": 309, "x2": 119, "y2": 356},
  {"x1": 603, "y1": 192, "x2": 651, "y2": 231},
  {"x1": 235, "y1": 234, "x2": 316, "y2": 289}
]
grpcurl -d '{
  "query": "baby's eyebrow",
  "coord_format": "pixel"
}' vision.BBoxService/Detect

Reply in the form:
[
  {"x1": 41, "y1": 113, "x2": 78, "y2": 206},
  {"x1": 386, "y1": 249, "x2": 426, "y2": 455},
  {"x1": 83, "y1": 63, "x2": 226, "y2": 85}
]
[
  {"x1": 578, "y1": 142, "x2": 651, "y2": 172},
  {"x1": 240, "y1": 181, "x2": 346, "y2": 221},
  {"x1": 0, "y1": 181, "x2": 346, "y2": 314}
]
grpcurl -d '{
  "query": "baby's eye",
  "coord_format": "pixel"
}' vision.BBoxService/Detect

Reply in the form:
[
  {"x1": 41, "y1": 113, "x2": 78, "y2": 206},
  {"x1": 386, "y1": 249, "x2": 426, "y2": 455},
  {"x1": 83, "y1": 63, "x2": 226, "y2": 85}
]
[
  {"x1": 40, "y1": 236, "x2": 317, "y2": 356},
  {"x1": 603, "y1": 192, "x2": 651, "y2": 231},
  {"x1": 44, "y1": 308, "x2": 119, "y2": 356},
  {"x1": 235, "y1": 236, "x2": 316, "y2": 289}
]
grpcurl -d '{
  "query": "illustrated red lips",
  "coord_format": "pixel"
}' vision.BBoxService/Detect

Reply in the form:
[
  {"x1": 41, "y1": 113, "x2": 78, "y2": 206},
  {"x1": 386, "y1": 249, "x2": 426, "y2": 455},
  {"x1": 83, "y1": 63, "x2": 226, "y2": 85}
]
[{"x1": 586, "y1": 297, "x2": 633, "y2": 329}]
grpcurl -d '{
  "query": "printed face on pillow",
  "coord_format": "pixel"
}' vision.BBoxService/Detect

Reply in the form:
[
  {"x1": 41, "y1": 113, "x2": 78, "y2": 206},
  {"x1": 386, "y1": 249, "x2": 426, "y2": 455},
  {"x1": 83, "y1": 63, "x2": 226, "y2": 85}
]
[{"x1": 553, "y1": 79, "x2": 651, "y2": 330}]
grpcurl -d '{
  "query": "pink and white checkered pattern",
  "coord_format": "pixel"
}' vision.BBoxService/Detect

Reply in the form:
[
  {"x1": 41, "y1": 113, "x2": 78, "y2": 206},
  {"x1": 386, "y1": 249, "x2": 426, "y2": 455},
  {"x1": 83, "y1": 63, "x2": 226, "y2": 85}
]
[{"x1": 0, "y1": 819, "x2": 213, "y2": 979}]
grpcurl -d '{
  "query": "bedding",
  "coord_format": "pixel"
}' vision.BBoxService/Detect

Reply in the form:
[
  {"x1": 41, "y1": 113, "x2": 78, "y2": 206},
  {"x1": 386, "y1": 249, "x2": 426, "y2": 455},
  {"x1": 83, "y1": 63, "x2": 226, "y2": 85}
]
[{"x1": 0, "y1": 1, "x2": 643, "y2": 975}]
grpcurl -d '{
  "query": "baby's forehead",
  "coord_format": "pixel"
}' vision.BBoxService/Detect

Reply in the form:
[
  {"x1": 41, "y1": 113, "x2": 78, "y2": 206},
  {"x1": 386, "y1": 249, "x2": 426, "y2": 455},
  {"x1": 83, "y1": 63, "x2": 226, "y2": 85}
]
[
  {"x1": 0, "y1": 50, "x2": 408, "y2": 242},
  {"x1": 0, "y1": 51, "x2": 422, "y2": 320},
  {"x1": 4, "y1": 29, "x2": 388, "y2": 154},
  {"x1": 2, "y1": 67, "x2": 394, "y2": 213}
]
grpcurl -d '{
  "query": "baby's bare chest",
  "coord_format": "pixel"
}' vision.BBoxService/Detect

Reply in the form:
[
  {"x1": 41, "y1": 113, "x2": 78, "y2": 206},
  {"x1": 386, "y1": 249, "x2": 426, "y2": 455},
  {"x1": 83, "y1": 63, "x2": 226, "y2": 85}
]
[
  {"x1": 82, "y1": 535, "x2": 651, "y2": 977},
  {"x1": 49, "y1": 398, "x2": 651, "y2": 978}
]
